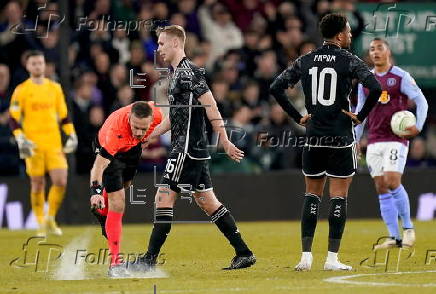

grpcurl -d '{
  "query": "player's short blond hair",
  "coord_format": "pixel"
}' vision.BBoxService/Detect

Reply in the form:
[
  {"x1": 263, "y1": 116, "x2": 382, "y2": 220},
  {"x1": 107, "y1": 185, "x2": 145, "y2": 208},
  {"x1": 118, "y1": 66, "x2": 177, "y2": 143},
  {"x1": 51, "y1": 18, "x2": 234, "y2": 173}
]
[{"x1": 156, "y1": 25, "x2": 186, "y2": 44}]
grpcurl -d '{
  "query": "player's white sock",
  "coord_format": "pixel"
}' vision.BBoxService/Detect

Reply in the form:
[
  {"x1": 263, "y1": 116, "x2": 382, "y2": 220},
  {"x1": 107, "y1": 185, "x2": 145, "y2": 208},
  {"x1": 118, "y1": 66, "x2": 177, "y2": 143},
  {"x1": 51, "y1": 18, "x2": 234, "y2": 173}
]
[{"x1": 326, "y1": 251, "x2": 338, "y2": 263}]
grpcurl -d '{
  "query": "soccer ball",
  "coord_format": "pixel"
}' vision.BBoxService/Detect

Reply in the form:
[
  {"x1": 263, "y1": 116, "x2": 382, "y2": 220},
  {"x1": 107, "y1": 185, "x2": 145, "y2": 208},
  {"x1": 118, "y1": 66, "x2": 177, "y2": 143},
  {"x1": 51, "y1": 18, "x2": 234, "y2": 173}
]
[{"x1": 390, "y1": 110, "x2": 416, "y2": 136}]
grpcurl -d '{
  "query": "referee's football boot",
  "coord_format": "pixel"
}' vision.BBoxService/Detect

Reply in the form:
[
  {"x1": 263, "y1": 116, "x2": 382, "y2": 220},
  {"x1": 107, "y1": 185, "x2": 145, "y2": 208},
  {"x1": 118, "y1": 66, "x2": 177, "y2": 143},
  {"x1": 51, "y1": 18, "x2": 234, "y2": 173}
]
[
  {"x1": 223, "y1": 254, "x2": 256, "y2": 270},
  {"x1": 127, "y1": 253, "x2": 157, "y2": 272},
  {"x1": 91, "y1": 208, "x2": 107, "y2": 239},
  {"x1": 108, "y1": 263, "x2": 130, "y2": 278}
]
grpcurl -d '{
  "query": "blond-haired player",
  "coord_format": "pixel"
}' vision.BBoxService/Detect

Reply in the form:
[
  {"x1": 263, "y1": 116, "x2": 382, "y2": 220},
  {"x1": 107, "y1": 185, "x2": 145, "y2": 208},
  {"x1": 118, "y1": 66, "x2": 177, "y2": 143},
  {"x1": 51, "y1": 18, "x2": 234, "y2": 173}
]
[{"x1": 9, "y1": 50, "x2": 77, "y2": 236}]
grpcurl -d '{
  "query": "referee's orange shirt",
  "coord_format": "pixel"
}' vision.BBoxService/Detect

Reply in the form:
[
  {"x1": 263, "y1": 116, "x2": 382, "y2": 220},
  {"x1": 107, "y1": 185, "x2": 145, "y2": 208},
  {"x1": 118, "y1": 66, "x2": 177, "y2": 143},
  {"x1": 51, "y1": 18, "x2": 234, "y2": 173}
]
[{"x1": 98, "y1": 102, "x2": 162, "y2": 157}]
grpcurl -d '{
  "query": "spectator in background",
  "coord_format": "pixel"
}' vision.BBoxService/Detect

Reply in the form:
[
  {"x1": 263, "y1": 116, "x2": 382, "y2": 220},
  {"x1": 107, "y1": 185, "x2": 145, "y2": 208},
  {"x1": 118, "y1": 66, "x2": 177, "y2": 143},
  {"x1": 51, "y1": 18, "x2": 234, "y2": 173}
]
[
  {"x1": 221, "y1": 0, "x2": 262, "y2": 32},
  {"x1": 0, "y1": 63, "x2": 19, "y2": 175},
  {"x1": 239, "y1": 29, "x2": 260, "y2": 78},
  {"x1": 255, "y1": 103, "x2": 299, "y2": 170},
  {"x1": 112, "y1": 0, "x2": 136, "y2": 22},
  {"x1": 407, "y1": 137, "x2": 436, "y2": 167},
  {"x1": 210, "y1": 78, "x2": 233, "y2": 119},
  {"x1": 254, "y1": 50, "x2": 278, "y2": 101},
  {"x1": 78, "y1": 70, "x2": 103, "y2": 106},
  {"x1": 72, "y1": 82, "x2": 104, "y2": 174},
  {"x1": 230, "y1": 105, "x2": 254, "y2": 157},
  {"x1": 178, "y1": 0, "x2": 202, "y2": 37},
  {"x1": 112, "y1": 29, "x2": 131, "y2": 65},
  {"x1": 94, "y1": 53, "x2": 113, "y2": 115},
  {"x1": 44, "y1": 61, "x2": 58, "y2": 81},
  {"x1": 111, "y1": 84, "x2": 134, "y2": 112},
  {"x1": 0, "y1": 64, "x2": 11, "y2": 110},
  {"x1": 109, "y1": 64, "x2": 128, "y2": 93},
  {"x1": 199, "y1": 0, "x2": 243, "y2": 68},
  {"x1": 0, "y1": 1, "x2": 37, "y2": 69},
  {"x1": 241, "y1": 80, "x2": 264, "y2": 125}
]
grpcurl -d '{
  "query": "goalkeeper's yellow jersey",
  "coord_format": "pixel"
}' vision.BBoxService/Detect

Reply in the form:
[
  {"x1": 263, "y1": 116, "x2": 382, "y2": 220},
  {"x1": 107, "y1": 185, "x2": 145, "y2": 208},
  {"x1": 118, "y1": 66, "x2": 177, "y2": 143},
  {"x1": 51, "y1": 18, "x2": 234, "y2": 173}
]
[{"x1": 9, "y1": 78, "x2": 75, "y2": 149}]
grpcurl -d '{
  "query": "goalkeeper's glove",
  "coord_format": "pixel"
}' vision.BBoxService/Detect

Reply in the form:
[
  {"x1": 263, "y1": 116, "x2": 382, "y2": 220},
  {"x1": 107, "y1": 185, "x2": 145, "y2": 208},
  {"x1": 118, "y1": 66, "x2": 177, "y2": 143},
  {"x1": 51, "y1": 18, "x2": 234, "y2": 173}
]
[
  {"x1": 15, "y1": 134, "x2": 36, "y2": 159},
  {"x1": 63, "y1": 133, "x2": 78, "y2": 153}
]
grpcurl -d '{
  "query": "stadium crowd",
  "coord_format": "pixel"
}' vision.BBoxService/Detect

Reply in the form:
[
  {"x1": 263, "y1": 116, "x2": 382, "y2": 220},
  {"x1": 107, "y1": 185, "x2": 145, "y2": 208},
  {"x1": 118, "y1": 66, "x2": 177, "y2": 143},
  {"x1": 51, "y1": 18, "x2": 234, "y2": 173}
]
[{"x1": 0, "y1": 0, "x2": 435, "y2": 176}]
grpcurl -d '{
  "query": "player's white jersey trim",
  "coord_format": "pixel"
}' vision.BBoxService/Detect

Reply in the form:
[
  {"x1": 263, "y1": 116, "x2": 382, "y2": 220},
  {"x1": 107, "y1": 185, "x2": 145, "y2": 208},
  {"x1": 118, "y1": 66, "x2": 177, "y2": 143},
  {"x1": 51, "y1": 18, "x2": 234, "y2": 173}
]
[
  {"x1": 326, "y1": 172, "x2": 356, "y2": 178},
  {"x1": 195, "y1": 187, "x2": 213, "y2": 193},
  {"x1": 184, "y1": 93, "x2": 193, "y2": 154},
  {"x1": 187, "y1": 153, "x2": 211, "y2": 160},
  {"x1": 172, "y1": 153, "x2": 187, "y2": 182},
  {"x1": 302, "y1": 170, "x2": 326, "y2": 177}
]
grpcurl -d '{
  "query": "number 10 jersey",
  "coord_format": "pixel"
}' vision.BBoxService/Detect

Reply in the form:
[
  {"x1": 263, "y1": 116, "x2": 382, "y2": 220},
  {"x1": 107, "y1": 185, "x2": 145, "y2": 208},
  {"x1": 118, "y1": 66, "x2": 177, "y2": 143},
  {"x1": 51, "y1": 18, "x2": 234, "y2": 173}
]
[{"x1": 274, "y1": 44, "x2": 374, "y2": 147}]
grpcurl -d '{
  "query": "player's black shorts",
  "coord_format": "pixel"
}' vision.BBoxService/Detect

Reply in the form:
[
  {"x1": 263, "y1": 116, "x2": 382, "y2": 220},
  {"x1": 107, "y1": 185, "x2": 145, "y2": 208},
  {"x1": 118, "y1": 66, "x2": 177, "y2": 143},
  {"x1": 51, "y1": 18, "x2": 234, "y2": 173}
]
[
  {"x1": 94, "y1": 139, "x2": 142, "y2": 193},
  {"x1": 161, "y1": 152, "x2": 213, "y2": 193},
  {"x1": 302, "y1": 144, "x2": 357, "y2": 178}
]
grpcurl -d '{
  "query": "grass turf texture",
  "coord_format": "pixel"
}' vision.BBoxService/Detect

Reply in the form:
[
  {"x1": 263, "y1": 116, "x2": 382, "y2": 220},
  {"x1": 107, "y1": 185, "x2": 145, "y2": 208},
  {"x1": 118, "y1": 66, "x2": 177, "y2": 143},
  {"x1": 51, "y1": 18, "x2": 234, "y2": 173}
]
[{"x1": 1, "y1": 220, "x2": 435, "y2": 294}]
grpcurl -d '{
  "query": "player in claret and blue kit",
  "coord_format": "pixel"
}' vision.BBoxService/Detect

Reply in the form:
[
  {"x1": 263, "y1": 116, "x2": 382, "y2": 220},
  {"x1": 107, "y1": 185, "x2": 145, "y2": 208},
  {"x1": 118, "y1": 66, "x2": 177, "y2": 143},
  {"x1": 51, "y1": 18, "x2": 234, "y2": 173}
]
[{"x1": 355, "y1": 38, "x2": 428, "y2": 250}]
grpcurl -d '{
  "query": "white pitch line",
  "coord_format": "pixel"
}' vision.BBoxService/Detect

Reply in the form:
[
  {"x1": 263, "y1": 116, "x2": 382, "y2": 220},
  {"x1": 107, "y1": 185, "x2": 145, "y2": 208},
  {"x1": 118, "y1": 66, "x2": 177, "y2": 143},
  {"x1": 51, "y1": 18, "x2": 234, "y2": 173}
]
[
  {"x1": 324, "y1": 270, "x2": 436, "y2": 287},
  {"x1": 52, "y1": 229, "x2": 92, "y2": 280}
]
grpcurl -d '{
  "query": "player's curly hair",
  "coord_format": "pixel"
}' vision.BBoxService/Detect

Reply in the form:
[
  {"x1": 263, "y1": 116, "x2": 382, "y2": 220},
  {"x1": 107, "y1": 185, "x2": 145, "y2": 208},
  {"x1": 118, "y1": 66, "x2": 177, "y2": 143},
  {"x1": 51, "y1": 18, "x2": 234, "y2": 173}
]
[
  {"x1": 131, "y1": 102, "x2": 152, "y2": 118},
  {"x1": 319, "y1": 13, "x2": 348, "y2": 39}
]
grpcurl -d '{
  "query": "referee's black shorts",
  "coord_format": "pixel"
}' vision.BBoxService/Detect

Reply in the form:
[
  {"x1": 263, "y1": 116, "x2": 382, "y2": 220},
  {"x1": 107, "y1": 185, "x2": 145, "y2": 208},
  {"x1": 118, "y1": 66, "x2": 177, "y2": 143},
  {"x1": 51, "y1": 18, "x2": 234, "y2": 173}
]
[
  {"x1": 161, "y1": 152, "x2": 213, "y2": 193},
  {"x1": 302, "y1": 144, "x2": 357, "y2": 178},
  {"x1": 94, "y1": 139, "x2": 142, "y2": 193}
]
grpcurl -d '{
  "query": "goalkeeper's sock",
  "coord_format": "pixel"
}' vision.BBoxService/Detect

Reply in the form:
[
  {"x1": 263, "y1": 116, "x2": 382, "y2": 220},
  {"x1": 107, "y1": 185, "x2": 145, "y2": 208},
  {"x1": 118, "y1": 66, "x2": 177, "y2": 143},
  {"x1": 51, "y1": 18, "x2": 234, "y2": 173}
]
[
  {"x1": 106, "y1": 210, "x2": 123, "y2": 266},
  {"x1": 48, "y1": 185, "x2": 66, "y2": 217},
  {"x1": 146, "y1": 208, "x2": 173, "y2": 256},
  {"x1": 301, "y1": 193, "x2": 321, "y2": 252},
  {"x1": 96, "y1": 189, "x2": 109, "y2": 216},
  {"x1": 212, "y1": 205, "x2": 252, "y2": 256},
  {"x1": 31, "y1": 191, "x2": 45, "y2": 225},
  {"x1": 328, "y1": 197, "x2": 347, "y2": 253}
]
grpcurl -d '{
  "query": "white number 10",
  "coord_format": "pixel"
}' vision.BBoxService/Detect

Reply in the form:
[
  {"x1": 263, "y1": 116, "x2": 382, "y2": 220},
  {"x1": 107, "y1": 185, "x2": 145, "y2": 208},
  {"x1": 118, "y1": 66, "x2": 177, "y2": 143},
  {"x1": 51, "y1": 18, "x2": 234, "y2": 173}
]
[{"x1": 309, "y1": 67, "x2": 337, "y2": 106}]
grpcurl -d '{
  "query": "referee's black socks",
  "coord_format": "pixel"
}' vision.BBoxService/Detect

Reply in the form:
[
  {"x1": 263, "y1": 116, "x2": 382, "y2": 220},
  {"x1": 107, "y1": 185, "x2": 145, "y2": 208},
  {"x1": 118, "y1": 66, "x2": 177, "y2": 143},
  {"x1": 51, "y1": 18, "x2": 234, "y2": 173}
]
[
  {"x1": 146, "y1": 207, "x2": 173, "y2": 256},
  {"x1": 301, "y1": 193, "x2": 321, "y2": 252},
  {"x1": 328, "y1": 197, "x2": 347, "y2": 253},
  {"x1": 211, "y1": 205, "x2": 252, "y2": 256}
]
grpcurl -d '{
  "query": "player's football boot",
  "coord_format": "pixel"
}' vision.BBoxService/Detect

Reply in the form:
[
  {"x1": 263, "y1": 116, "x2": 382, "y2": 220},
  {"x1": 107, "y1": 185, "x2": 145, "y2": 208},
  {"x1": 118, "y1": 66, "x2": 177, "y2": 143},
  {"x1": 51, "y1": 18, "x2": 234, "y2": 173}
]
[
  {"x1": 402, "y1": 228, "x2": 416, "y2": 248},
  {"x1": 223, "y1": 254, "x2": 256, "y2": 270},
  {"x1": 91, "y1": 208, "x2": 107, "y2": 239},
  {"x1": 46, "y1": 217, "x2": 62, "y2": 236},
  {"x1": 373, "y1": 237, "x2": 402, "y2": 251},
  {"x1": 108, "y1": 263, "x2": 130, "y2": 278},
  {"x1": 324, "y1": 260, "x2": 352, "y2": 271},
  {"x1": 294, "y1": 252, "x2": 313, "y2": 271},
  {"x1": 127, "y1": 253, "x2": 157, "y2": 272}
]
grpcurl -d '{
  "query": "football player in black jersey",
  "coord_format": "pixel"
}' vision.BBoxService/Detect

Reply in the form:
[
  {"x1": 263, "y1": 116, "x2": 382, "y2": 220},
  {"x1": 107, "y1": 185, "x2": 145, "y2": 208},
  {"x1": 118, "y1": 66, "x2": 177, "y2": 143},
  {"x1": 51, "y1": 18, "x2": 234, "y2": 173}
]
[
  {"x1": 270, "y1": 14, "x2": 382, "y2": 271},
  {"x1": 132, "y1": 25, "x2": 255, "y2": 271}
]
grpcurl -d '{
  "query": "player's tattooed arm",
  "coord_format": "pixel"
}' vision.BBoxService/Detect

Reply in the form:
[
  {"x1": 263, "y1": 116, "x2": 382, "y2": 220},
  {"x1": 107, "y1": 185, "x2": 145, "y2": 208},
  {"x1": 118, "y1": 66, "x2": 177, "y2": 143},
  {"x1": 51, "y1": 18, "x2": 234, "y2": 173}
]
[
  {"x1": 269, "y1": 58, "x2": 304, "y2": 123},
  {"x1": 198, "y1": 91, "x2": 244, "y2": 163},
  {"x1": 89, "y1": 154, "x2": 111, "y2": 209}
]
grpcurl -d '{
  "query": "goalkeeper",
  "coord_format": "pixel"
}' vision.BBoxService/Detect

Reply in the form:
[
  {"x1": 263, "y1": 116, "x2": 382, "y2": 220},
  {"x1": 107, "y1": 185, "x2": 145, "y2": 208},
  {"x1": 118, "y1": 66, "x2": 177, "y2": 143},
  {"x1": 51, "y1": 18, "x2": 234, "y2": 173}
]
[{"x1": 9, "y1": 50, "x2": 77, "y2": 236}]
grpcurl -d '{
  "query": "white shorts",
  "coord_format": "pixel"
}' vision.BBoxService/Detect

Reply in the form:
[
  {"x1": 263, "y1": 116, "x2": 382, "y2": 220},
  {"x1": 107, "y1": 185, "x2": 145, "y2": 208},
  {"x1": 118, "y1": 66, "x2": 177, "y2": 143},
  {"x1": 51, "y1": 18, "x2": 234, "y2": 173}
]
[{"x1": 366, "y1": 142, "x2": 409, "y2": 177}]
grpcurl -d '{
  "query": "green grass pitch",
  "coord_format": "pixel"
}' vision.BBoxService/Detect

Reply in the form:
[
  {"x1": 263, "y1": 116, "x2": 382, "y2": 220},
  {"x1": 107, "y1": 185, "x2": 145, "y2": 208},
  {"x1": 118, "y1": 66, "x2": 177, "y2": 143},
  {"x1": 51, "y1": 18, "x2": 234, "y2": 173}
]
[{"x1": 1, "y1": 220, "x2": 435, "y2": 294}]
